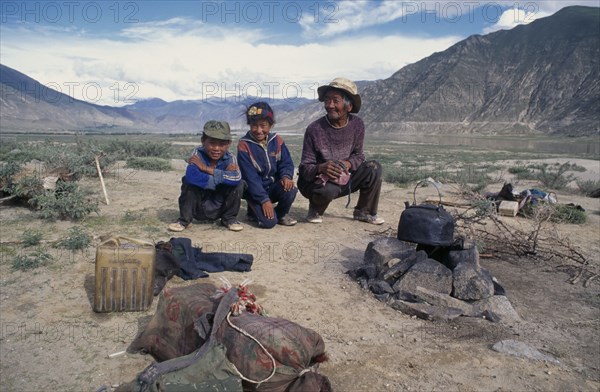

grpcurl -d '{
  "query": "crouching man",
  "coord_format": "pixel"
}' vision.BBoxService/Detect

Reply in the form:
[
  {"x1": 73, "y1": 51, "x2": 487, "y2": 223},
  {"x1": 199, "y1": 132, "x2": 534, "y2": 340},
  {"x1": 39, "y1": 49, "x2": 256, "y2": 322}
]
[
  {"x1": 168, "y1": 120, "x2": 245, "y2": 232},
  {"x1": 298, "y1": 77, "x2": 384, "y2": 225}
]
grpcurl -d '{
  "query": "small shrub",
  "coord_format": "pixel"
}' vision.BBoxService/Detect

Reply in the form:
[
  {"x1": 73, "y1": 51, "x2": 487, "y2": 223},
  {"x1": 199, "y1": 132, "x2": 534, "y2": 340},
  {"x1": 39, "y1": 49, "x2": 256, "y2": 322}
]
[
  {"x1": 474, "y1": 239, "x2": 488, "y2": 254},
  {"x1": 126, "y1": 157, "x2": 171, "y2": 171},
  {"x1": 45, "y1": 144, "x2": 110, "y2": 180},
  {"x1": 105, "y1": 140, "x2": 173, "y2": 159},
  {"x1": 56, "y1": 226, "x2": 92, "y2": 251},
  {"x1": 0, "y1": 161, "x2": 22, "y2": 190},
  {"x1": 133, "y1": 141, "x2": 172, "y2": 158},
  {"x1": 0, "y1": 141, "x2": 40, "y2": 163},
  {"x1": 471, "y1": 199, "x2": 496, "y2": 219},
  {"x1": 567, "y1": 163, "x2": 587, "y2": 172},
  {"x1": 534, "y1": 162, "x2": 576, "y2": 190},
  {"x1": 12, "y1": 247, "x2": 53, "y2": 271},
  {"x1": 10, "y1": 176, "x2": 44, "y2": 200},
  {"x1": 384, "y1": 166, "x2": 427, "y2": 186},
  {"x1": 105, "y1": 140, "x2": 135, "y2": 159},
  {"x1": 469, "y1": 180, "x2": 491, "y2": 194},
  {"x1": 576, "y1": 179, "x2": 600, "y2": 196},
  {"x1": 508, "y1": 166, "x2": 530, "y2": 174},
  {"x1": 22, "y1": 230, "x2": 43, "y2": 247},
  {"x1": 449, "y1": 166, "x2": 491, "y2": 193},
  {"x1": 520, "y1": 203, "x2": 586, "y2": 224},
  {"x1": 508, "y1": 165, "x2": 535, "y2": 180},
  {"x1": 32, "y1": 181, "x2": 99, "y2": 221},
  {"x1": 550, "y1": 204, "x2": 587, "y2": 224}
]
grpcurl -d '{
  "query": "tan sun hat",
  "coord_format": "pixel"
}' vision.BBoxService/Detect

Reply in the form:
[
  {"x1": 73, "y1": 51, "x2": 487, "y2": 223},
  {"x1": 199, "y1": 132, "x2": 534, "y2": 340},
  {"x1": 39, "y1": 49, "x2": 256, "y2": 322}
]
[{"x1": 317, "y1": 77, "x2": 362, "y2": 113}]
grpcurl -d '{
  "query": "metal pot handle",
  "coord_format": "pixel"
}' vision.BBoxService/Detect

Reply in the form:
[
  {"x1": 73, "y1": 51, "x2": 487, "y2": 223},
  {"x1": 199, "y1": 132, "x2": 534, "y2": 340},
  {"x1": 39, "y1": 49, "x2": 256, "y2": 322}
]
[{"x1": 413, "y1": 180, "x2": 442, "y2": 206}]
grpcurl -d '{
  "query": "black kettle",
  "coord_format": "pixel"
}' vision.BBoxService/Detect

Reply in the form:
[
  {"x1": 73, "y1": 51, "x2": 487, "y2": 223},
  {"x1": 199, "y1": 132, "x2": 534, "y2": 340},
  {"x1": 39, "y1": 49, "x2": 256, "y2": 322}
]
[{"x1": 397, "y1": 181, "x2": 455, "y2": 246}]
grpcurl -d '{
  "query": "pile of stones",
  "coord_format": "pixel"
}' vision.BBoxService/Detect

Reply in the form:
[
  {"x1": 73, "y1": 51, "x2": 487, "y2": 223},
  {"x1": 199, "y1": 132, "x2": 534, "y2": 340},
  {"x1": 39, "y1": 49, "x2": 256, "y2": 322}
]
[{"x1": 349, "y1": 237, "x2": 521, "y2": 323}]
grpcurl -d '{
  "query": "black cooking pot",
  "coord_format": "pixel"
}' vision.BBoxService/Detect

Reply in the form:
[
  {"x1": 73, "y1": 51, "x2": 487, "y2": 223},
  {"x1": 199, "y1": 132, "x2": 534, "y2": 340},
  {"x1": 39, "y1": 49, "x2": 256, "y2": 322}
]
[{"x1": 397, "y1": 181, "x2": 455, "y2": 247}]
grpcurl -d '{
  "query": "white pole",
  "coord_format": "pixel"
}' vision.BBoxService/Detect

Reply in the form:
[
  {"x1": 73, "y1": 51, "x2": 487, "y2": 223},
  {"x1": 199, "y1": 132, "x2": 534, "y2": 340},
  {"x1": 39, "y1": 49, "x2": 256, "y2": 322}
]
[{"x1": 95, "y1": 155, "x2": 110, "y2": 205}]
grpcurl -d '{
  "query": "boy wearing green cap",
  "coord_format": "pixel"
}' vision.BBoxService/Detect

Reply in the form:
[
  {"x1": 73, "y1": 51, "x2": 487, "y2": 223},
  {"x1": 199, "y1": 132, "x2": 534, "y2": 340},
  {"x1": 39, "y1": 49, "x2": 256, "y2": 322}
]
[{"x1": 168, "y1": 120, "x2": 245, "y2": 232}]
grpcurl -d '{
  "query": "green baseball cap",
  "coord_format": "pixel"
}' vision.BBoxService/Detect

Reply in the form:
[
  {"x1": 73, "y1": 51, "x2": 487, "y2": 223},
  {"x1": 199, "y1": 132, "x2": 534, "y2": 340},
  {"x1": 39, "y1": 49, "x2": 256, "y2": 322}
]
[{"x1": 203, "y1": 120, "x2": 232, "y2": 141}]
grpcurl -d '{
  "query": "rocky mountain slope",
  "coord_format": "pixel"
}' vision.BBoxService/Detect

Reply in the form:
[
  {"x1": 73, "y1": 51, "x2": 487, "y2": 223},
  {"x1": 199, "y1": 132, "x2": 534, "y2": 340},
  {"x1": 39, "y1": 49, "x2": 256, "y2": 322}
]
[
  {"x1": 359, "y1": 6, "x2": 600, "y2": 137},
  {"x1": 122, "y1": 96, "x2": 311, "y2": 132},
  {"x1": 0, "y1": 65, "x2": 145, "y2": 132}
]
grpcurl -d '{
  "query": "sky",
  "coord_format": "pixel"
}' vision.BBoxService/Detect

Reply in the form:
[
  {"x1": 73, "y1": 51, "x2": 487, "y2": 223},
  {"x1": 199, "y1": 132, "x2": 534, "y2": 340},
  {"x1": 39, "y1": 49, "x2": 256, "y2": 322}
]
[{"x1": 1, "y1": 0, "x2": 598, "y2": 105}]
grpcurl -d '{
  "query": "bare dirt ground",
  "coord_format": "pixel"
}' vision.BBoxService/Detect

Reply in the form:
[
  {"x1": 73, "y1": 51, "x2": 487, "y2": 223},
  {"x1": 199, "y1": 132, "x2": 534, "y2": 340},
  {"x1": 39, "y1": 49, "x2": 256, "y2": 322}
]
[{"x1": 0, "y1": 158, "x2": 598, "y2": 391}]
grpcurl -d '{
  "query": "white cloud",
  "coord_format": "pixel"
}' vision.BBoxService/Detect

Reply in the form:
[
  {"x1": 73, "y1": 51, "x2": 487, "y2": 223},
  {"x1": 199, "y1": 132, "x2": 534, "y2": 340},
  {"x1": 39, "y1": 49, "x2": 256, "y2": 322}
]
[
  {"x1": 298, "y1": 0, "x2": 473, "y2": 38},
  {"x1": 0, "y1": 21, "x2": 461, "y2": 105},
  {"x1": 299, "y1": 0, "x2": 412, "y2": 38},
  {"x1": 483, "y1": 1, "x2": 598, "y2": 34},
  {"x1": 483, "y1": 6, "x2": 541, "y2": 33}
]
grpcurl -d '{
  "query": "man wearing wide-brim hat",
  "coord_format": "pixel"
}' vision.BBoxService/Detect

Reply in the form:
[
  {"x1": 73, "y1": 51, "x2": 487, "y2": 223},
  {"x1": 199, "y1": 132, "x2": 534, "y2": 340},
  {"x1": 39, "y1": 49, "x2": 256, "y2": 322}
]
[
  {"x1": 297, "y1": 77, "x2": 384, "y2": 225},
  {"x1": 168, "y1": 120, "x2": 246, "y2": 232}
]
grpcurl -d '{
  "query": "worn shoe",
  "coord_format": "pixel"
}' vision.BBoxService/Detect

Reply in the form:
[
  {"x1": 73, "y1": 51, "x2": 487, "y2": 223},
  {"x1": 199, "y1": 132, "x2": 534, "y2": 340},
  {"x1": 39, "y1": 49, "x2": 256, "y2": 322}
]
[
  {"x1": 278, "y1": 215, "x2": 298, "y2": 226},
  {"x1": 306, "y1": 206, "x2": 323, "y2": 223},
  {"x1": 353, "y1": 209, "x2": 385, "y2": 225},
  {"x1": 222, "y1": 219, "x2": 243, "y2": 232},
  {"x1": 168, "y1": 222, "x2": 190, "y2": 232}
]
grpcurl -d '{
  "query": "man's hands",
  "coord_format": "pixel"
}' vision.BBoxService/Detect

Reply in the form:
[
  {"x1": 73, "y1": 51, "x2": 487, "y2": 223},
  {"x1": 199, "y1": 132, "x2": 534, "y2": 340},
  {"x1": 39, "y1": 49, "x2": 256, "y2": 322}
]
[
  {"x1": 280, "y1": 177, "x2": 295, "y2": 192},
  {"x1": 319, "y1": 160, "x2": 350, "y2": 180},
  {"x1": 262, "y1": 200, "x2": 275, "y2": 219}
]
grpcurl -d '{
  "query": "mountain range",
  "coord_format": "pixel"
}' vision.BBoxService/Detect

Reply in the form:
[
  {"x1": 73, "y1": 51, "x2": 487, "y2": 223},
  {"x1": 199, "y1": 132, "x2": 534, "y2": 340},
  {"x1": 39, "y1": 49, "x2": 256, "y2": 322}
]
[
  {"x1": 359, "y1": 6, "x2": 599, "y2": 137},
  {"x1": 1, "y1": 6, "x2": 598, "y2": 136}
]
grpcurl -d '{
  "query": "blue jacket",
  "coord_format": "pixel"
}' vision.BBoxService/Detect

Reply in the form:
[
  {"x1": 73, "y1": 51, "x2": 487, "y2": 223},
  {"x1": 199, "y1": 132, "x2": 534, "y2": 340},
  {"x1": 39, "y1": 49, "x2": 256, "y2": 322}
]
[
  {"x1": 184, "y1": 147, "x2": 241, "y2": 190},
  {"x1": 237, "y1": 132, "x2": 295, "y2": 204}
]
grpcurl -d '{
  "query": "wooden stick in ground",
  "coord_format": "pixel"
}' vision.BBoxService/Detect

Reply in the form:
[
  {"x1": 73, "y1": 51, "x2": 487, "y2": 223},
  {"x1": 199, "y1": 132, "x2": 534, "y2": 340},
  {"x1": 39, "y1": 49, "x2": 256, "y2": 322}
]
[{"x1": 95, "y1": 155, "x2": 110, "y2": 205}]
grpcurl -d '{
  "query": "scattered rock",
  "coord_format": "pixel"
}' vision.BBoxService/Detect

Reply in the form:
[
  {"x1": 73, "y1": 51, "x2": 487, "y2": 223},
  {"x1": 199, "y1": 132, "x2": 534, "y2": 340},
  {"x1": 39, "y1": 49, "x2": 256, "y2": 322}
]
[
  {"x1": 395, "y1": 291, "x2": 419, "y2": 302},
  {"x1": 374, "y1": 293, "x2": 392, "y2": 303},
  {"x1": 383, "y1": 250, "x2": 427, "y2": 281},
  {"x1": 368, "y1": 279, "x2": 395, "y2": 295},
  {"x1": 452, "y1": 262, "x2": 494, "y2": 300},
  {"x1": 492, "y1": 278, "x2": 507, "y2": 296},
  {"x1": 364, "y1": 238, "x2": 415, "y2": 275},
  {"x1": 390, "y1": 300, "x2": 463, "y2": 322},
  {"x1": 447, "y1": 244, "x2": 480, "y2": 270},
  {"x1": 413, "y1": 286, "x2": 478, "y2": 316},
  {"x1": 474, "y1": 295, "x2": 521, "y2": 324},
  {"x1": 357, "y1": 276, "x2": 369, "y2": 290},
  {"x1": 359, "y1": 264, "x2": 378, "y2": 280},
  {"x1": 492, "y1": 340, "x2": 560, "y2": 364},
  {"x1": 393, "y1": 258, "x2": 453, "y2": 295}
]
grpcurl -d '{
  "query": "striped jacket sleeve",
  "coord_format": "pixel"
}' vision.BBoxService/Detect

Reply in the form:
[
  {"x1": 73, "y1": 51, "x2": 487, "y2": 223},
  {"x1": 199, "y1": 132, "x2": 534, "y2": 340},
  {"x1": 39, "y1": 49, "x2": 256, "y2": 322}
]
[
  {"x1": 213, "y1": 154, "x2": 242, "y2": 187},
  {"x1": 184, "y1": 152, "x2": 241, "y2": 190}
]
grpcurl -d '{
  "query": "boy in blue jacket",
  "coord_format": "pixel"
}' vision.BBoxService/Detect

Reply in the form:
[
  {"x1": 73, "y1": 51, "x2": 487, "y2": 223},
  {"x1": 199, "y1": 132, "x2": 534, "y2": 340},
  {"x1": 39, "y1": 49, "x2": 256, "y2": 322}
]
[
  {"x1": 237, "y1": 102, "x2": 298, "y2": 228},
  {"x1": 168, "y1": 120, "x2": 245, "y2": 232}
]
